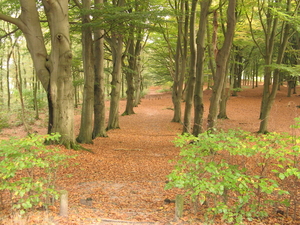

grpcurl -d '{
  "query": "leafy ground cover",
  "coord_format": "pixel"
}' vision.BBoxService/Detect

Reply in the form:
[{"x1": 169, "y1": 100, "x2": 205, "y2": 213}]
[{"x1": 0, "y1": 85, "x2": 300, "y2": 224}]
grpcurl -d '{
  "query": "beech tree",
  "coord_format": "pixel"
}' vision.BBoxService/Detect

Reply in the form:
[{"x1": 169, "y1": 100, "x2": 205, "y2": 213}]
[
  {"x1": 0, "y1": 0, "x2": 76, "y2": 148},
  {"x1": 75, "y1": 0, "x2": 95, "y2": 144},
  {"x1": 207, "y1": 0, "x2": 236, "y2": 131},
  {"x1": 93, "y1": 0, "x2": 107, "y2": 138},
  {"x1": 170, "y1": 0, "x2": 189, "y2": 123},
  {"x1": 183, "y1": 0, "x2": 198, "y2": 133},
  {"x1": 245, "y1": 0, "x2": 299, "y2": 133},
  {"x1": 192, "y1": 0, "x2": 211, "y2": 135}
]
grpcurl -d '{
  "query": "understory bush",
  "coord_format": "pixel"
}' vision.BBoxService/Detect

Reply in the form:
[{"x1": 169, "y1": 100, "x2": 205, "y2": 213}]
[
  {"x1": 166, "y1": 128, "x2": 300, "y2": 224},
  {"x1": 0, "y1": 111, "x2": 10, "y2": 131},
  {"x1": 0, "y1": 133, "x2": 74, "y2": 215}
]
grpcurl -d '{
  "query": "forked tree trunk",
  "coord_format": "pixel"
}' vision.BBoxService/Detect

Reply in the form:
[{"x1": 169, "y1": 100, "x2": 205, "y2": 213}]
[
  {"x1": 0, "y1": 0, "x2": 76, "y2": 147},
  {"x1": 258, "y1": 0, "x2": 292, "y2": 133},
  {"x1": 207, "y1": 0, "x2": 236, "y2": 131}
]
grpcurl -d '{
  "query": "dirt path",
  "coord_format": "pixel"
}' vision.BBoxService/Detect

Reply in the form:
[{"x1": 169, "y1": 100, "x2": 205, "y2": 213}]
[{"x1": 1, "y1": 85, "x2": 300, "y2": 224}]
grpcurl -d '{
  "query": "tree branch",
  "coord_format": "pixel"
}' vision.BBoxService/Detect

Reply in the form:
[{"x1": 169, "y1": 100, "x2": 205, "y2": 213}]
[
  {"x1": 72, "y1": 0, "x2": 82, "y2": 8},
  {"x1": 0, "y1": 13, "x2": 22, "y2": 28},
  {"x1": 0, "y1": 28, "x2": 20, "y2": 40}
]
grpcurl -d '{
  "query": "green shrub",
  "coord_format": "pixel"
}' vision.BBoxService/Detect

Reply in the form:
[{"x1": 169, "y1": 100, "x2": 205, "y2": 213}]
[
  {"x1": 0, "y1": 133, "x2": 75, "y2": 215},
  {"x1": 0, "y1": 111, "x2": 10, "y2": 131},
  {"x1": 166, "y1": 129, "x2": 300, "y2": 224}
]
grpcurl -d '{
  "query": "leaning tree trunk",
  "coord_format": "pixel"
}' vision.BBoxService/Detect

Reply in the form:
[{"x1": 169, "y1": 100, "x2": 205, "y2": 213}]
[
  {"x1": 207, "y1": 0, "x2": 236, "y2": 131},
  {"x1": 218, "y1": 58, "x2": 231, "y2": 119},
  {"x1": 77, "y1": 0, "x2": 95, "y2": 144},
  {"x1": 259, "y1": 19, "x2": 291, "y2": 133}
]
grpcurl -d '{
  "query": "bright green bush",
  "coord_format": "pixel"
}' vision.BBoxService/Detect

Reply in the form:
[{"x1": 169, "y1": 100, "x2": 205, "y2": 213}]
[
  {"x1": 0, "y1": 133, "x2": 74, "y2": 215},
  {"x1": 166, "y1": 129, "x2": 300, "y2": 224}
]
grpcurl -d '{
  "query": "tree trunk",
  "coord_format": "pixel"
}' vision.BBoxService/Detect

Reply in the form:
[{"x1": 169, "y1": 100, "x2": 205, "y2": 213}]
[
  {"x1": 218, "y1": 86, "x2": 230, "y2": 119},
  {"x1": 133, "y1": 55, "x2": 142, "y2": 107},
  {"x1": 123, "y1": 34, "x2": 136, "y2": 116},
  {"x1": 258, "y1": 0, "x2": 292, "y2": 133},
  {"x1": 192, "y1": 0, "x2": 211, "y2": 136},
  {"x1": 13, "y1": 46, "x2": 30, "y2": 133},
  {"x1": 0, "y1": 0, "x2": 76, "y2": 147},
  {"x1": 33, "y1": 69, "x2": 39, "y2": 120},
  {"x1": 183, "y1": 0, "x2": 198, "y2": 134},
  {"x1": 77, "y1": 0, "x2": 95, "y2": 144},
  {"x1": 172, "y1": 0, "x2": 188, "y2": 123},
  {"x1": 42, "y1": 0, "x2": 75, "y2": 147},
  {"x1": 207, "y1": 0, "x2": 236, "y2": 131},
  {"x1": 218, "y1": 57, "x2": 231, "y2": 119},
  {"x1": 6, "y1": 47, "x2": 13, "y2": 110},
  {"x1": 93, "y1": 0, "x2": 107, "y2": 138},
  {"x1": 107, "y1": 34, "x2": 123, "y2": 130},
  {"x1": 0, "y1": 58, "x2": 3, "y2": 106}
]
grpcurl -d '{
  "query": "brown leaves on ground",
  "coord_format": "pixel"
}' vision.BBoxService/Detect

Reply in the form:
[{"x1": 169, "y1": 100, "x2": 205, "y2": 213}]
[{"x1": 1, "y1": 85, "x2": 300, "y2": 224}]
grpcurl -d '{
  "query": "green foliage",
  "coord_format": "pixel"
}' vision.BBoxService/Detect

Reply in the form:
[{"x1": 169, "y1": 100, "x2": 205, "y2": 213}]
[
  {"x1": 0, "y1": 110, "x2": 10, "y2": 131},
  {"x1": 166, "y1": 129, "x2": 300, "y2": 224},
  {"x1": 0, "y1": 133, "x2": 75, "y2": 215},
  {"x1": 14, "y1": 89, "x2": 47, "y2": 110},
  {"x1": 231, "y1": 87, "x2": 242, "y2": 93}
]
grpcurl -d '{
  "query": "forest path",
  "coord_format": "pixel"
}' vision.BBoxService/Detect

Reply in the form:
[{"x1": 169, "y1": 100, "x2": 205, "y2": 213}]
[
  {"x1": 57, "y1": 85, "x2": 300, "y2": 224},
  {"x1": 1, "y1": 85, "x2": 300, "y2": 224}
]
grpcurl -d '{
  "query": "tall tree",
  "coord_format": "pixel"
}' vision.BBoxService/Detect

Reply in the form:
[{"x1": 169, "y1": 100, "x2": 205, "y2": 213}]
[
  {"x1": 106, "y1": 0, "x2": 125, "y2": 130},
  {"x1": 0, "y1": 0, "x2": 76, "y2": 148},
  {"x1": 192, "y1": 0, "x2": 212, "y2": 135},
  {"x1": 171, "y1": 0, "x2": 189, "y2": 123},
  {"x1": 93, "y1": 0, "x2": 108, "y2": 138},
  {"x1": 207, "y1": 0, "x2": 236, "y2": 131},
  {"x1": 76, "y1": 0, "x2": 95, "y2": 144},
  {"x1": 183, "y1": 0, "x2": 198, "y2": 134},
  {"x1": 245, "y1": 0, "x2": 299, "y2": 133}
]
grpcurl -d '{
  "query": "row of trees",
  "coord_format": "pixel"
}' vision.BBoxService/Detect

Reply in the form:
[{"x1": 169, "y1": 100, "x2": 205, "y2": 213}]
[{"x1": 0, "y1": 0, "x2": 299, "y2": 148}]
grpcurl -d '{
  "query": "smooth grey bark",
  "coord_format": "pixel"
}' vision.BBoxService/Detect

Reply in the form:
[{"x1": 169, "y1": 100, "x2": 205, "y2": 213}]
[
  {"x1": 106, "y1": 0, "x2": 124, "y2": 130},
  {"x1": 0, "y1": 0, "x2": 76, "y2": 147},
  {"x1": 107, "y1": 34, "x2": 123, "y2": 130},
  {"x1": 77, "y1": 0, "x2": 95, "y2": 144},
  {"x1": 43, "y1": 0, "x2": 75, "y2": 147}
]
